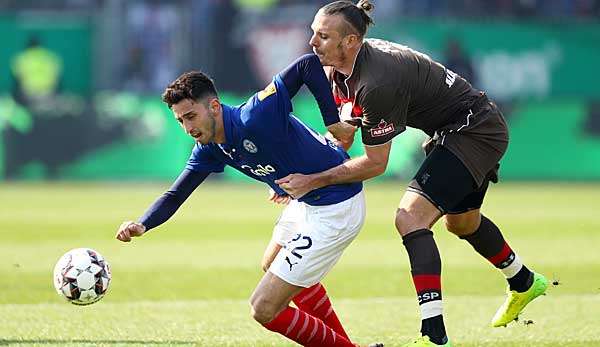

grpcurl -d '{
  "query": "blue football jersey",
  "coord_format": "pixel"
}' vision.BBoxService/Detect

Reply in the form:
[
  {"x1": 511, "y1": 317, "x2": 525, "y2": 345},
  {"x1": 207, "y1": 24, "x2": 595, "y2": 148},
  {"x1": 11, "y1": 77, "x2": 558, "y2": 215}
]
[{"x1": 185, "y1": 74, "x2": 362, "y2": 206}]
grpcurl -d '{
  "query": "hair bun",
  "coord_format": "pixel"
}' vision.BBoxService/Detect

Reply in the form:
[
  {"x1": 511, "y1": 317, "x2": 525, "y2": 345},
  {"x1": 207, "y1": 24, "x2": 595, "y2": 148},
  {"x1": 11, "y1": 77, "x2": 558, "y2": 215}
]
[{"x1": 357, "y1": 0, "x2": 374, "y2": 13}]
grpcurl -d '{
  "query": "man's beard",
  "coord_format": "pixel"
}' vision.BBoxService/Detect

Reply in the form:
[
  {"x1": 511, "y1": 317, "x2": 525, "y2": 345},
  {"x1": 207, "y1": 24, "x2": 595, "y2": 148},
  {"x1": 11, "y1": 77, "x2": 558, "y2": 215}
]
[
  {"x1": 325, "y1": 44, "x2": 346, "y2": 68},
  {"x1": 205, "y1": 110, "x2": 217, "y2": 143}
]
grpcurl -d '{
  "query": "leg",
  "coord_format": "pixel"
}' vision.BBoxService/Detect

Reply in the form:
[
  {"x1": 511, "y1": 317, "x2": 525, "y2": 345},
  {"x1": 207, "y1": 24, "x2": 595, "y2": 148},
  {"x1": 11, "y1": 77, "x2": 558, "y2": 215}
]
[
  {"x1": 254, "y1": 193, "x2": 366, "y2": 346},
  {"x1": 446, "y1": 209, "x2": 548, "y2": 327},
  {"x1": 398, "y1": 145, "x2": 485, "y2": 346},
  {"x1": 446, "y1": 209, "x2": 533, "y2": 289},
  {"x1": 251, "y1": 271, "x2": 356, "y2": 347},
  {"x1": 250, "y1": 270, "x2": 303, "y2": 325},
  {"x1": 293, "y1": 282, "x2": 350, "y2": 340},
  {"x1": 396, "y1": 191, "x2": 447, "y2": 345},
  {"x1": 442, "y1": 209, "x2": 481, "y2": 237},
  {"x1": 261, "y1": 237, "x2": 350, "y2": 339},
  {"x1": 261, "y1": 238, "x2": 282, "y2": 273},
  {"x1": 446, "y1": 209, "x2": 534, "y2": 291},
  {"x1": 395, "y1": 191, "x2": 442, "y2": 237}
]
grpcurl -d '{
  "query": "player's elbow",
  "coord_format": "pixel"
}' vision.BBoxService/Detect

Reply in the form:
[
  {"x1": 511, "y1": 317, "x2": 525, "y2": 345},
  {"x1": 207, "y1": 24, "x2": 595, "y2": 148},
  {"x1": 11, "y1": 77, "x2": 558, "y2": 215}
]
[
  {"x1": 363, "y1": 143, "x2": 391, "y2": 178},
  {"x1": 372, "y1": 161, "x2": 387, "y2": 176},
  {"x1": 368, "y1": 155, "x2": 388, "y2": 177}
]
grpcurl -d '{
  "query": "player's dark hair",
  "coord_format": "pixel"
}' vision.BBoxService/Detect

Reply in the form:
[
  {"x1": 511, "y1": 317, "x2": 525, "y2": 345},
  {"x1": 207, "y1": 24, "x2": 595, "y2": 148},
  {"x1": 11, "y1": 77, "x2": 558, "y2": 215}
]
[
  {"x1": 162, "y1": 71, "x2": 218, "y2": 108},
  {"x1": 320, "y1": 0, "x2": 374, "y2": 37}
]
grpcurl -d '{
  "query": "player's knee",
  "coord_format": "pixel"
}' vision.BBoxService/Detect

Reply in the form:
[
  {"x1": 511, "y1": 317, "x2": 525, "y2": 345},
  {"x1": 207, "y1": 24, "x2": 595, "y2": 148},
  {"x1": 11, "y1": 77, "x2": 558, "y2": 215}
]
[
  {"x1": 250, "y1": 296, "x2": 278, "y2": 324},
  {"x1": 444, "y1": 215, "x2": 479, "y2": 236},
  {"x1": 395, "y1": 208, "x2": 418, "y2": 236}
]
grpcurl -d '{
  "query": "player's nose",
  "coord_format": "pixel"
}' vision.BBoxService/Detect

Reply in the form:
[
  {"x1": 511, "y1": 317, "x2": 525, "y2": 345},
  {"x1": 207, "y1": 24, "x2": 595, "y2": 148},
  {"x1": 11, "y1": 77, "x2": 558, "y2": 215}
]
[{"x1": 183, "y1": 122, "x2": 194, "y2": 135}]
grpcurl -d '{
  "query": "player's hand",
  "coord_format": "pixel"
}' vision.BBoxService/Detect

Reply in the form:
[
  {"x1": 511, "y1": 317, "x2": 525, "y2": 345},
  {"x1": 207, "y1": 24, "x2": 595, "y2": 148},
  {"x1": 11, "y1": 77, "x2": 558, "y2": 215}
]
[
  {"x1": 116, "y1": 221, "x2": 146, "y2": 242},
  {"x1": 275, "y1": 174, "x2": 316, "y2": 200},
  {"x1": 268, "y1": 188, "x2": 291, "y2": 205},
  {"x1": 327, "y1": 122, "x2": 356, "y2": 151},
  {"x1": 325, "y1": 131, "x2": 354, "y2": 151}
]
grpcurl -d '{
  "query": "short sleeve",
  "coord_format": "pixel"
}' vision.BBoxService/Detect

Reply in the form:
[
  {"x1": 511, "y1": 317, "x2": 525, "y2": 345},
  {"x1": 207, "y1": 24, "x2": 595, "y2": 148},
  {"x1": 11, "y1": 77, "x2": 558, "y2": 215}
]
[
  {"x1": 185, "y1": 143, "x2": 225, "y2": 173},
  {"x1": 358, "y1": 85, "x2": 408, "y2": 146}
]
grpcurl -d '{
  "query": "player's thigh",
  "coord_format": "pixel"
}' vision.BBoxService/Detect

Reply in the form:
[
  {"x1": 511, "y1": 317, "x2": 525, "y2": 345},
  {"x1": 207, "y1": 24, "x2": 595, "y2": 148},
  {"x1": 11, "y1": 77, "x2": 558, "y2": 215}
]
[
  {"x1": 447, "y1": 177, "x2": 490, "y2": 215},
  {"x1": 263, "y1": 200, "x2": 302, "y2": 272},
  {"x1": 270, "y1": 191, "x2": 366, "y2": 288},
  {"x1": 408, "y1": 145, "x2": 483, "y2": 215},
  {"x1": 261, "y1": 240, "x2": 282, "y2": 273},
  {"x1": 443, "y1": 179, "x2": 489, "y2": 235}
]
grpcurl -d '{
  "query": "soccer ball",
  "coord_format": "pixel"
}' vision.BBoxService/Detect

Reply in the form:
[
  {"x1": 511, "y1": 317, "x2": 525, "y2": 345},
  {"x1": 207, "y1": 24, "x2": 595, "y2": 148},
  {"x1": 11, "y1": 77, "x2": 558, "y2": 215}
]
[{"x1": 53, "y1": 248, "x2": 111, "y2": 305}]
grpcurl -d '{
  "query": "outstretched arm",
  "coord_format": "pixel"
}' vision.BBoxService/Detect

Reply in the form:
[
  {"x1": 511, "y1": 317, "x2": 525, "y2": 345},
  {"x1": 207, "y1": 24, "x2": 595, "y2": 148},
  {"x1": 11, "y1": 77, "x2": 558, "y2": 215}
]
[
  {"x1": 275, "y1": 142, "x2": 391, "y2": 199},
  {"x1": 116, "y1": 169, "x2": 209, "y2": 242}
]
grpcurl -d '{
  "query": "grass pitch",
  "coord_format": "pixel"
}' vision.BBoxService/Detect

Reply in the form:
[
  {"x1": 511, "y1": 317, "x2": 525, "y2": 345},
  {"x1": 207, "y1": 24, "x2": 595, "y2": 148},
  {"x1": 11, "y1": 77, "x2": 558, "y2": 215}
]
[{"x1": 1, "y1": 181, "x2": 599, "y2": 346}]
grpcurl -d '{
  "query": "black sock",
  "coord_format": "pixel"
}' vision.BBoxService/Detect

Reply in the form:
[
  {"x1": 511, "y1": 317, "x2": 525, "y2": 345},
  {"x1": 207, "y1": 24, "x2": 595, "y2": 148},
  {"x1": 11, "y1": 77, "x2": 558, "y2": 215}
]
[
  {"x1": 462, "y1": 215, "x2": 533, "y2": 291},
  {"x1": 421, "y1": 315, "x2": 448, "y2": 345},
  {"x1": 508, "y1": 265, "x2": 534, "y2": 292},
  {"x1": 403, "y1": 229, "x2": 447, "y2": 344}
]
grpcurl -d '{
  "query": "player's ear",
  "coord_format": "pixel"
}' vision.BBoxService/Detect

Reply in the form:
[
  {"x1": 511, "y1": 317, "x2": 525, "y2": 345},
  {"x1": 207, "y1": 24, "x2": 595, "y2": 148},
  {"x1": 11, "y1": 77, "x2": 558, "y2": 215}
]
[
  {"x1": 208, "y1": 97, "x2": 220, "y2": 113},
  {"x1": 345, "y1": 34, "x2": 361, "y2": 49}
]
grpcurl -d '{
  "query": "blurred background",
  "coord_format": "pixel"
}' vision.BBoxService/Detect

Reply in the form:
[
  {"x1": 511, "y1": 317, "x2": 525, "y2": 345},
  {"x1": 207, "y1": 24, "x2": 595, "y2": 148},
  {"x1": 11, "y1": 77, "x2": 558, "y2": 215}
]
[
  {"x1": 1, "y1": 0, "x2": 600, "y2": 182},
  {"x1": 2, "y1": 3, "x2": 600, "y2": 345}
]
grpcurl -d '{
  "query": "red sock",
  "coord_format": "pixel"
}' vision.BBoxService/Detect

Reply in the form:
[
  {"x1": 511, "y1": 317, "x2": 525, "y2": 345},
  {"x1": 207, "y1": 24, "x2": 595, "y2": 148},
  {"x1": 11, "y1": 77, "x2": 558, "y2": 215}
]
[
  {"x1": 293, "y1": 283, "x2": 350, "y2": 340},
  {"x1": 263, "y1": 306, "x2": 355, "y2": 347}
]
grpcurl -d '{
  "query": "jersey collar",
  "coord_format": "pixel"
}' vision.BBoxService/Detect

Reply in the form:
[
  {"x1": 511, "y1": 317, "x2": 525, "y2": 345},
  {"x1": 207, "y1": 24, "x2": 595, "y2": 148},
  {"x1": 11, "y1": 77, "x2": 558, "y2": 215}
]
[{"x1": 345, "y1": 41, "x2": 365, "y2": 80}]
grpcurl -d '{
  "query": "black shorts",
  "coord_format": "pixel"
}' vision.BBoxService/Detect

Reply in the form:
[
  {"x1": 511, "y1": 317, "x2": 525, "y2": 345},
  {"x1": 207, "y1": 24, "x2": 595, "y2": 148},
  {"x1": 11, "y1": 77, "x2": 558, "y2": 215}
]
[{"x1": 407, "y1": 145, "x2": 491, "y2": 215}]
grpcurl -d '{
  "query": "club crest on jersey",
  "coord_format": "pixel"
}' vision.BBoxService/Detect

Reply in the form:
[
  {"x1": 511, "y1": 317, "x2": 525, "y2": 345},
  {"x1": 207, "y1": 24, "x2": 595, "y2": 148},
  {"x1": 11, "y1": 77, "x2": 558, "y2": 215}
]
[
  {"x1": 257, "y1": 82, "x2": 276, "y2": 101},
  {"x1": 243, "y1": 139, "x2": 258, "y2": 153},
  {"x1": 370, "y1": 119, "x2": 395, "y2": 137}
]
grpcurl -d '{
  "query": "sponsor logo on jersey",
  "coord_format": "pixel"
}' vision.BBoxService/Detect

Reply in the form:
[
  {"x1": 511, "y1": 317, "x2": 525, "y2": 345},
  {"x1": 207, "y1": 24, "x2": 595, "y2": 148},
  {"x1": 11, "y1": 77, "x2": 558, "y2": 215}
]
[
  {"x1": 243, "y1": 139, "x2": 258, "y2": 153},
  {"x1": 241, "y1": 164, "x2": 276, "y2": 177},
  {"x1": 370, "y1": 119, "x2": 395, "y2": 137},
  {"x1": 257, "y1": 82, "x2": 276, "y2": 101}
]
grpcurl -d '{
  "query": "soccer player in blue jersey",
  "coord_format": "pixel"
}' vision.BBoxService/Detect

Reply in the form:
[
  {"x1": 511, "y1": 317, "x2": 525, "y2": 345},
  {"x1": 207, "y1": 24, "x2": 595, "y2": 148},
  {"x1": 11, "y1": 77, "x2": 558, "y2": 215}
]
[{"x1": 115, "y1": 54, "x2": 381, "y2": 347}]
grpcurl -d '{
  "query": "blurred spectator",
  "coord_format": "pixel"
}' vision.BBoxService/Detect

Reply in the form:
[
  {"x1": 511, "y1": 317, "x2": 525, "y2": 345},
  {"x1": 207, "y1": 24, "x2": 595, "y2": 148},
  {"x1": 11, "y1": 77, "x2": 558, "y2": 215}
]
[
  {"x1": 122, "y1": 43, "x2": 147, "y2": 93},
  {"x1": 123, "y1": 1, "x2": 179, "y2": 92},
  {"x1": 443, "y1": 37, "x2": 477, "y2": 87},
  {"x1": 514, "y1": 0, "x2": 539, "y2": 17},
  {"x1": 11, "y1": 35, "x2": 63, "y2": 105},
  {"x1": 2, "y1": 0, "x2": 598, "y2": 18},
  {"x1": 371, "y1": 0, "x2": 403, "y2": 20},
  {"x1": 234, "y1": 0, "x2": 279, "y2": 13}
]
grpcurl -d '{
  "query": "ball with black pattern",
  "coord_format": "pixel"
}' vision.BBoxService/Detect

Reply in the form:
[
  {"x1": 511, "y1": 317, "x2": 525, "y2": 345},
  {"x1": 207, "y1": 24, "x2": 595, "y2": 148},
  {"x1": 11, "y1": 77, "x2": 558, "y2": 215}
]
[{"x1": 53, "y1": 248, "x2": 111, "y2": 305}]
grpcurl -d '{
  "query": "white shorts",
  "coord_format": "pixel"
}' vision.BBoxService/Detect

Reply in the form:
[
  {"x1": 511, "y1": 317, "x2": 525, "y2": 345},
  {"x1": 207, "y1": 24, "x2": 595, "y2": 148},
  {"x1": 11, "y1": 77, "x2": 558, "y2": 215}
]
[{"x1": 269, "y1": 190, "x2": 366, "y2": 288}]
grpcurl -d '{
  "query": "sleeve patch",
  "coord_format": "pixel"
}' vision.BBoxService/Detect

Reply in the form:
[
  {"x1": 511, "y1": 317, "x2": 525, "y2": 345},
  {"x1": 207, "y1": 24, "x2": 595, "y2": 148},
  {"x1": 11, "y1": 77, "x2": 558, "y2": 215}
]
[
  {"x1": 257, "y1": 82, "x2": 277, "y2": 101},
  {"x1": 369, "y1": 119, "x2": 396, "y2": 137}
]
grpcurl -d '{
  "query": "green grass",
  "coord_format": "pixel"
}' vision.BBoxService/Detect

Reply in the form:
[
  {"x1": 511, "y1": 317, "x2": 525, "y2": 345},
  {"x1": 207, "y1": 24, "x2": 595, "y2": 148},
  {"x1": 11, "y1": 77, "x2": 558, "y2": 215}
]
[{"x1": 1, "y1": 182, "x2": 600, "y2": 346}]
